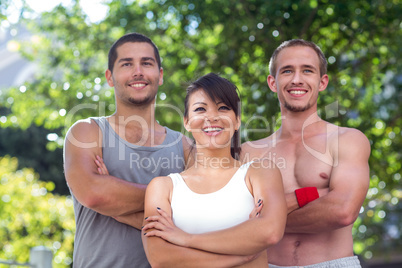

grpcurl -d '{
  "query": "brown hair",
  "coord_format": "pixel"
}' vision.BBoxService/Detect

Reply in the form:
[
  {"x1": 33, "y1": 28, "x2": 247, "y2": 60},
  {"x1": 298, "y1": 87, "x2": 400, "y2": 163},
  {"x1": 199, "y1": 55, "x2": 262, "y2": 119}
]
[
  {"x1": 269, "y1": 39, "x2": 327, "y2": 77},
  {"x1": 184, "y1": 73, "x2": 241, "y2": 160},
  {"x1": 108, "y1": 32, "x2": 161, "y2": 73}
]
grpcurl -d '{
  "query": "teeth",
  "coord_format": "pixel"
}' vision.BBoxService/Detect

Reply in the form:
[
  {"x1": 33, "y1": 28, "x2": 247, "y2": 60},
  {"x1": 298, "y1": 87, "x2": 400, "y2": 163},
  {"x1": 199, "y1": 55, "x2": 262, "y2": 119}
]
[
  {"x1": 131, "y1": 83, "x2": 146, "y2": 88},
  {"x1": 203, "y1": 127, "x2": 223, "y2": 132},
  {"x1": 290, "y1": 90, "x2": 306, "y2": 95}
]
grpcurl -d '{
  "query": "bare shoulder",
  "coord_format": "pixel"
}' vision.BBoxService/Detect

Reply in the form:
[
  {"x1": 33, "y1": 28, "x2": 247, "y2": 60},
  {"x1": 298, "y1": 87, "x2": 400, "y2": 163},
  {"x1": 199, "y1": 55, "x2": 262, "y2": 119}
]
[
  {"x1": 241, "y1": 135, "x2": 275, "y2": 161},
  {"x1": 327, "y1": 125, "x2": 371, "y2": 159},
  {"x1": 65, "y1": 118, "x2": 101, "y2": 145},
  {"x1": 248, "y1": 159, "x2": 281, "y2": 179},
  {"x1": 337, "y1": 126, "x2": 370, "y2": 149},
  {"x1": 148, "y1": 175, "x2": 173, "y2": 189}
]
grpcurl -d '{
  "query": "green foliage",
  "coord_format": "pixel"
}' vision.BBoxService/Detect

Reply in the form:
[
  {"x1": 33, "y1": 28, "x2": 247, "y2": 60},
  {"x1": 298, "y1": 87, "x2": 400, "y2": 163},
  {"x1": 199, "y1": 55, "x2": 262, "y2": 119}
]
[
  {"x1": 0, "y1": 156, "x2": 74, "y2": 267},
  {"x1": 0, "y1": 0, "x2": 401, "y2": 262},
  {"x1": 0, "y1": 126, "x2": 67, "y2": 194}
]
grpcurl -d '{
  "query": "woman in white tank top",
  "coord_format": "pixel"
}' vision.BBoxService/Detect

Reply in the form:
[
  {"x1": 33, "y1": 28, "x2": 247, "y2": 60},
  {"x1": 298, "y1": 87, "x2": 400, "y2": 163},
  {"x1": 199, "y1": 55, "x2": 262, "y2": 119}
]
[{"x1": 141, "y1": 73, "x2": 287, "y2": 267}]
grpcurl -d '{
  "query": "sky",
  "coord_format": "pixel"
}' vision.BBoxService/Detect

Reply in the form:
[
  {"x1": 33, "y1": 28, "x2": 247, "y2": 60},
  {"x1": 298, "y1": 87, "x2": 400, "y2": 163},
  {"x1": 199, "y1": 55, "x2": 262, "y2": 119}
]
[{"x1": 5, "y1": 0, "x2": 109, "y2": 24}]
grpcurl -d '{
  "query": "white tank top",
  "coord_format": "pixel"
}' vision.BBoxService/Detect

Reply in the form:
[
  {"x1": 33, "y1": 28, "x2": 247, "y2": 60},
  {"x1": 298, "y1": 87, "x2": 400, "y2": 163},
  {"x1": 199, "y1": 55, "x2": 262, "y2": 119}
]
[{"x1": 169, "y1": 162, "x2": 255, "y2": 234}]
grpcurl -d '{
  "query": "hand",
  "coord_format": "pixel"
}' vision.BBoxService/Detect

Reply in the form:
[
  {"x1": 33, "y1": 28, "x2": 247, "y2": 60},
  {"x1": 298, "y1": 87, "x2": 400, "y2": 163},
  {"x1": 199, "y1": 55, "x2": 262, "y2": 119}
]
[
  {"x1": 142, "y1": 207, "x2": 191, "y2": 247},
  {"x1": 95, "y1": 155, "x2": 109, "y2": 175},
  {"x1": 249, "y1": 199, "x2": 263, "y2": 219}
]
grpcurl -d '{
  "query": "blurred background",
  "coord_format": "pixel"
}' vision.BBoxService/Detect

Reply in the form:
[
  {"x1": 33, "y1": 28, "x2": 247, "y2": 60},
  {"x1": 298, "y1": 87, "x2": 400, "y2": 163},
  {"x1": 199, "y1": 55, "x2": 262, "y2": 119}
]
[{"x1": 0, "y1": 0, "x2": 401, "y2": 267}]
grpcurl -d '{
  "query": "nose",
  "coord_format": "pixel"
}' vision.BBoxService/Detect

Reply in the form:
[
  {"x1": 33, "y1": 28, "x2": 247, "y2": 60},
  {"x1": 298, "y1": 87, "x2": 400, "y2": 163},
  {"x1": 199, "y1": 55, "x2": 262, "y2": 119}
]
[
  {"x1": 131, "y1": 63, "x2": 143, "y2": 77},
  {"x1": 291, "y1": 70, "x2": 303, "y2": 85},
  {"x1": 205, "y1": 111, "x2": 219, "y2": 123}
]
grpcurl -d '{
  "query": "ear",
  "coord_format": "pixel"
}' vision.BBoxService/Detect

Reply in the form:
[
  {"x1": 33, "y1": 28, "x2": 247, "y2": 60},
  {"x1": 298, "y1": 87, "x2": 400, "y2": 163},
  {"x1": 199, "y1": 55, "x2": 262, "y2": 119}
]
[
  {"x1": 319, "y1": 74, "x2": 329, "y2": 92},
  {"x1": 105, "y1": 69, "x2": 114, "y2": 87},
  {"x1": 267, "y1": 75, "x2": 277, "y2": 93},
  {"x1": 235, "y1": 115, "x2": 241, "y2": 131},
  {"x1": 159, "y1": 67, "x2": 164, "y2": 86},
  {"x1": 183, "y1": 117, "x2": 191, "y2": 132}
]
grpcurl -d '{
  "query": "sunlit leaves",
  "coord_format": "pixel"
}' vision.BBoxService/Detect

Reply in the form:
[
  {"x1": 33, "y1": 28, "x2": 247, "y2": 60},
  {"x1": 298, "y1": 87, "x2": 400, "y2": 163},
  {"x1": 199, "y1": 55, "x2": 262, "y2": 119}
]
[
  {"x1": 0, "y1": 156, "x2": 74, "y2": 267},
  {"x1": 0, "y1": 0, "x2": 401, "y2": 261}
]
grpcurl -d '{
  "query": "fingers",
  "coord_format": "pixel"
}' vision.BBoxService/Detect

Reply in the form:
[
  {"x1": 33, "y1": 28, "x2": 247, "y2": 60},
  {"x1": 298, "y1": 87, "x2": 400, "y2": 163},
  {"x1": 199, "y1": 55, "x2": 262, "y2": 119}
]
[
  {"x1": 156, "y1": 207, "x2": 175, "y2": 224},
  {"x1": 142, "y1": 207, "x2": 173, "y2": 232},
  {"x1": 249, "y1": 199, "x2": 263, "y2": 218},
  {"x1": 142, "y1": 220, "x2": 167, "y2": 233},
  {"x1": 95, "y1": 155, "x2": 109, "y2": 175}
]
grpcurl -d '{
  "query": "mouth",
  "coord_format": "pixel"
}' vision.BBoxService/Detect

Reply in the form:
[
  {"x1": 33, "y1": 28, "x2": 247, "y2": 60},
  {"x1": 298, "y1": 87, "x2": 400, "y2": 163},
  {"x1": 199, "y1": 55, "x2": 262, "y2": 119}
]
[
  {"x1": 288, "y1": 89, "x2": 307, "y2": 96},
  {"x1": 202, "y1": 126, "x2": 224, "y2": 135},
  {"x1": 128, "y1": 82, "x2": 148, "y2": 89}
]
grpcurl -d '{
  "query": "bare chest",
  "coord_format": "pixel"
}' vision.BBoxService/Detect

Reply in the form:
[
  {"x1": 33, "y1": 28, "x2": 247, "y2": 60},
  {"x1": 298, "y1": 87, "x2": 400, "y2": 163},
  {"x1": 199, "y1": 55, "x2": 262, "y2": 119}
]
[{"x1": 266, "y1": 136, "x2": 334, "y2": 190}]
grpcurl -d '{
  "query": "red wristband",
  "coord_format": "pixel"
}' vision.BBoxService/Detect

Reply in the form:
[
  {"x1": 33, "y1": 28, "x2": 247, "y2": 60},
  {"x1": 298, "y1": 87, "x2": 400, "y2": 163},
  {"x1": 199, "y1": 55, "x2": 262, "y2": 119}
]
[{"x1": 295, "y1": 187, "x2": 319, "y2": 208}]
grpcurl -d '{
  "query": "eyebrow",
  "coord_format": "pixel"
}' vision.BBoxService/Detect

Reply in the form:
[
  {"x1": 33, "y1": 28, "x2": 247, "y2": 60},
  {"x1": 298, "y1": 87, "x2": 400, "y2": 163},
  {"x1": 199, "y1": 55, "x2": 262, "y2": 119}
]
[
  {"x1": 142, "y1": 57, "x2": 156, "y2": 63},
  {"x1": 192, "y1": 101, "x2": 224, "y2": 107},
  {"x1": 279, "y1": 64, "x2": 317, "y2": 71},
  {"x1": 117, "y1": 57, "x2": 156, "y2": 63},
  {"x1": 117, "y1": 57, "x2": 133, "y2": 63},
  {"x1": 192, "y1": 102, "x2": 207, "y2": 106}
]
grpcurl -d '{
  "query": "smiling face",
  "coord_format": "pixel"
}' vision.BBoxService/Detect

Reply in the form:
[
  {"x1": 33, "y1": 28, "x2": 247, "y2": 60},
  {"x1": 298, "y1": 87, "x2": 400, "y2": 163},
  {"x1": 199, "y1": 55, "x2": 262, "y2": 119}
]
[
  {"x1": 184, "y1": 89, "x2": 240, "y2": 151},
  {"x1": 267, "y1": 46, "x2": 328, "y2": 113},
  {"x1": 105, "y1": 42, "x2": 163, "y2": 107}
]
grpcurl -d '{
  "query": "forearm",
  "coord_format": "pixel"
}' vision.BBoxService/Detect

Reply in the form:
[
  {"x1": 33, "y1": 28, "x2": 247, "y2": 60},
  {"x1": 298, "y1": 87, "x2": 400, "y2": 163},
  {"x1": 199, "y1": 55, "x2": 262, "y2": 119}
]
[
  {"x1": 91, "y1": 177, "x2": 146, "y2": 216},
  {"x1": 70, "y1": 173, "x2": 146, "y2": 216},
  {"x1": 286, "y1": 192, "x2": 299, "y2": 214},
  {"x1": 144, "y1": 237, "x2": 252, "y2": 268},
  {"x1": 285, "y1": 194, "x2": 353, "y2": 233},
  {"x1": 114, "y1": 211, "x2": 144, "y2": 230},
  {"x1": 285, "y1": 187, "x2": 328, "y2": 214},
  {"x1": 187, "y1": 218, "x2": 282, "y2": 255}
]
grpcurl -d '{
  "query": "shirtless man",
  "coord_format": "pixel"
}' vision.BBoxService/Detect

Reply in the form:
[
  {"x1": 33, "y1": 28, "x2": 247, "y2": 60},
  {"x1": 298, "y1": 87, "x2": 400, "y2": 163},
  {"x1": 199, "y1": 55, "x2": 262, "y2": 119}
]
[{"x1": 241, "y1": 39, "x2": 370, "y2": 267}]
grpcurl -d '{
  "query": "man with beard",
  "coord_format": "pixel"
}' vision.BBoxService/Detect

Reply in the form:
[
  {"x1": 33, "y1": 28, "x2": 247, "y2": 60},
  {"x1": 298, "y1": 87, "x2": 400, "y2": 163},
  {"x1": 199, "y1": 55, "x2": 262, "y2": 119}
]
[
  {"x1": 63, "y1": 33, "x2": 192, "y2": 267},
  {"x1": 241, "y1": 39, "x2": 370, "y2": 267}
]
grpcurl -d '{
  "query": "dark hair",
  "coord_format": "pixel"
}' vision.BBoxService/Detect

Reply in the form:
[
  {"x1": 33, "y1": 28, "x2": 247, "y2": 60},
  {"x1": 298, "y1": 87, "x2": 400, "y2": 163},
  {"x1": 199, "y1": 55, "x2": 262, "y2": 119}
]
[
  {"x1": 184, "y1": 73, "x2": 241, "y2": 160},
  {"x1": 268, "y1": 39, "x2": 327, "y2": 77},
  {"x1": 108, "y1": 32, "x2": 161, "y2": 72}
]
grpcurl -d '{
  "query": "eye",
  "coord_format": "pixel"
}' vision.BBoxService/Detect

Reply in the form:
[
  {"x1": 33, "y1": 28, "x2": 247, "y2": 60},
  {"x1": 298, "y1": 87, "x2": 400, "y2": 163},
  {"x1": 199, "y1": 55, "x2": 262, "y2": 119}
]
[
  {"x1": 282, "y1": 70, "x2": 292, "y2": 74},
  {"x1": 193, "y1": 107, "x2": 206, "y2": 112},
  {"x1": 304, "y1": 69, "x2": 313, "y2": 73},
  {"x1": 143, "y1": 61, "x2": 153, "y2": 66},
  {"x1": 122, "y1": 62, "x2": 131, "y2": 67},
  {"x1": 218, "y1": 105, "x2": 231, "y2": 111}
]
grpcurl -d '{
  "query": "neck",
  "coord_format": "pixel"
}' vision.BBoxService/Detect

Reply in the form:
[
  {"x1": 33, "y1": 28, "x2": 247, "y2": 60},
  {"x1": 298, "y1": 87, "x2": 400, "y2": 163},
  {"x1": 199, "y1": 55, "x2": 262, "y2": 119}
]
[
  {"x1": 193, "y1": 147, "x2": 237, "y2": 170},
  {"x1": 277, "y1": 106, "x2": 322, "y2": 139},
  {"x1": 112, "y1": 100, "x2": 160, "y2": 130}
]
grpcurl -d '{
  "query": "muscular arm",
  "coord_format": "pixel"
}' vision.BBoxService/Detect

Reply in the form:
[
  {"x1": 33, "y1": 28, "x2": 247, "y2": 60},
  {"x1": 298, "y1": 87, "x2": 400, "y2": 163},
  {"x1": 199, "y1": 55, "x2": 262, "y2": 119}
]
[
  {"x1": 286, "y1": 188, "x2": 329, "y2": 214},
  {"x1": 285, "y1": 129, "x2": 371, "y2": 233},
  {"x1": 142, "y1": 177, "x2": 255, "y2": 267},
  {"x1": 64, "y1": 119, "x2": 146, "y2": 217},
  {"x1": 241, "y1": 142, "x2": 306, "y2": 215}
]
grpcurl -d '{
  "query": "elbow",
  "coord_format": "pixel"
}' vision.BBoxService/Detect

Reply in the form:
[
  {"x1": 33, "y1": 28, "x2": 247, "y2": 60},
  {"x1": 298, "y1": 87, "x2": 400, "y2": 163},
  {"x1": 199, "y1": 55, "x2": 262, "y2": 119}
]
[
  {"x1": 82, "y1": 194, "x2": 104, "y2": 210},
  {"x1": 335, "y1": 207, "x2": 358, "y2": 227},
  {"x1": 146, "y1": 251, "x2": 169, "y2": 268},
  {"x1": 73, "y1": 186, "x2": 105, "y2": 211},
  {"x1": 269, "y1": 230, "x2": 285, "y2": 247},
  {"x1": 143, "y1": 239, "x2": 172, "y2": 268},
  {"x1": 262, "y1": 228, "x2": 285, "y2": 248}
]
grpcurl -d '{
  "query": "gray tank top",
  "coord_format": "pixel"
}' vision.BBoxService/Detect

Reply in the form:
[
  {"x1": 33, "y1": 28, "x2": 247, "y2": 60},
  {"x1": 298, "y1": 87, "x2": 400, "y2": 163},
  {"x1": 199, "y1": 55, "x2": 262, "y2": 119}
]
[{"x1": 71, "y1": 117, "x2": 185, "y2": 268}]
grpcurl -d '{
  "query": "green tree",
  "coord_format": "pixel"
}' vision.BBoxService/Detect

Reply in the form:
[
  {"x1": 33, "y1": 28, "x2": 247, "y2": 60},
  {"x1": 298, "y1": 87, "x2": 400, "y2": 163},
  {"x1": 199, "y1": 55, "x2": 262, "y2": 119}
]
[
  {"x1": 0, "y1": 156, "x2": 74, "y2": 267},
  {"x1": 0, "y1": 0, "x2": 401, "y2": 262}
]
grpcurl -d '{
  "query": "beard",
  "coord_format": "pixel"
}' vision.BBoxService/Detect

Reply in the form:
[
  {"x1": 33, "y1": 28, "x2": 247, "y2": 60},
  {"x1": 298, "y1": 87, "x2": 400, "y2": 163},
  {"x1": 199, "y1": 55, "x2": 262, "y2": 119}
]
[
  {"x1": 283, "y1": 100, "x2": 312, "y2": 112},
  {"x1": 128, "y1": 91, "x2": 157, "y2": 106}
]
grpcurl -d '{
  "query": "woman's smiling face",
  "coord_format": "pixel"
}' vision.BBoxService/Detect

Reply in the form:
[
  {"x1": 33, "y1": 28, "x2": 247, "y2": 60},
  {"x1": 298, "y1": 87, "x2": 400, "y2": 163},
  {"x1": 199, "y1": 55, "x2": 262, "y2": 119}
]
[{"x1": 184, "y1": 89, "x2": 240, "y2": 150}]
